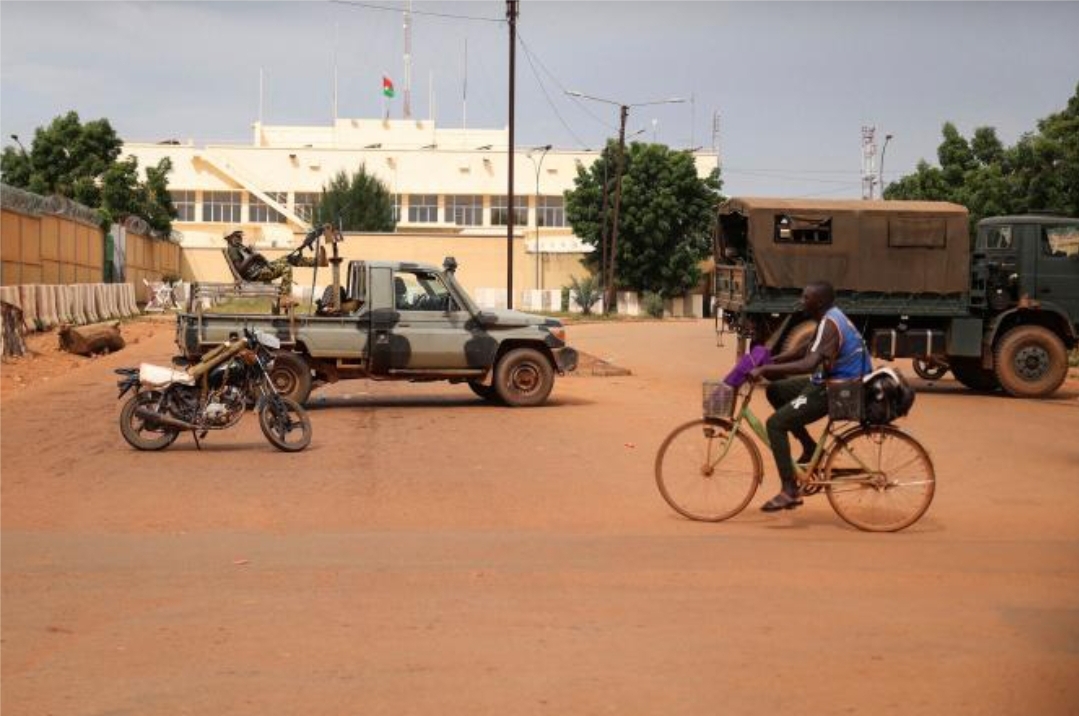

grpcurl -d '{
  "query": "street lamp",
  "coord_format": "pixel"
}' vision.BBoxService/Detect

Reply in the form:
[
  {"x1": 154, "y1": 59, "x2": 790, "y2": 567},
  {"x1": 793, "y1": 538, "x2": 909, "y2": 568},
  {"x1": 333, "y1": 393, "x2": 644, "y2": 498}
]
[
  {"x1": 879, "y1": 133, "x2": 894, "y2": 200},
  {"x1": 567, "y1": 91, "x2": 685, "y2": 312},
  {"x1": 9, "y1": 134, "x2": 28, "y2": 155},
  {"x1": 526, "y1": 144, "x2": 552, "y2": 294}
]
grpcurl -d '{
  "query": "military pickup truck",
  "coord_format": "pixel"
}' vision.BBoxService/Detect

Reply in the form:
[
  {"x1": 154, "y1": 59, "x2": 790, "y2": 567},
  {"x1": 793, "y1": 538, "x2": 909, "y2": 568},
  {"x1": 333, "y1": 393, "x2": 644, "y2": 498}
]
[
  {"x1": 176, "y1": 257, "x2": 578, "y2": 407},
  {"x1": 713, "y1": 197, "x2": 1079, "y2": 398}
]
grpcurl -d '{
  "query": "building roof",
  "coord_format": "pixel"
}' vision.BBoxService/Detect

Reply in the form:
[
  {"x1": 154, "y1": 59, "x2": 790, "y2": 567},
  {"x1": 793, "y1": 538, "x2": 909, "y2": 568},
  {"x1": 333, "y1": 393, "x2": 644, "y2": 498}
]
[{"x1": 720, "y1": 197, "x2": 968, "y2": 215}]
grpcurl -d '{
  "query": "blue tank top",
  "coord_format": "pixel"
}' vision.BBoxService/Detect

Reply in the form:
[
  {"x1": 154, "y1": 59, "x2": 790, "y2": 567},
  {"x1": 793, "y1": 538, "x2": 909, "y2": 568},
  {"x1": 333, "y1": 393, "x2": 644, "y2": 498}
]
[{"x1": 811, "y1": 307, "x2": 872, "y2": 384}]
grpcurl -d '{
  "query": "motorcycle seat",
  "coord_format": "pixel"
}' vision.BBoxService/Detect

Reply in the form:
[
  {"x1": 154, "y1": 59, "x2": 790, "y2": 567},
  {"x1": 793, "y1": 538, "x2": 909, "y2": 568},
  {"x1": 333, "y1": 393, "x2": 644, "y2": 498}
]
[{"x1": 139, "y1": 362, "x2": 197, "y2": 387}]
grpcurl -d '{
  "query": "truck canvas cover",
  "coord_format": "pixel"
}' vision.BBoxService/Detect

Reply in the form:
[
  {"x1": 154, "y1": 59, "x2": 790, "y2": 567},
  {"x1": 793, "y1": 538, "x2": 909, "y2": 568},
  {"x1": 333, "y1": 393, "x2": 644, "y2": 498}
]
[{"x1": 718, "y1": 198, "x2": 970, "y2": 294}]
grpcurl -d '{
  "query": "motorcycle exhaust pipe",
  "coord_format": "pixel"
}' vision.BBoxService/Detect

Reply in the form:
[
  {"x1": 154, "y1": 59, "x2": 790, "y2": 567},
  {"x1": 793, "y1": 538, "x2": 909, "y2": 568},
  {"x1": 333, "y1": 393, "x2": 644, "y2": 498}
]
[{"x1": 134, "y1": 407, "x2": 196, "y2": 431}]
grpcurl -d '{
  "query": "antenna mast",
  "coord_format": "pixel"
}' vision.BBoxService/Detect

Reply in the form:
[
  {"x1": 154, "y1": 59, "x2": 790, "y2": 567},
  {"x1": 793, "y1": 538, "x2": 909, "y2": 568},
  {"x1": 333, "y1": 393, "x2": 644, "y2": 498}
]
[
  {"x1": 861, "y1": 125, "x2": 878, "y2": 200},
  {"x1": 403, "y1": 0, "x2": 413, "y2": 119}
]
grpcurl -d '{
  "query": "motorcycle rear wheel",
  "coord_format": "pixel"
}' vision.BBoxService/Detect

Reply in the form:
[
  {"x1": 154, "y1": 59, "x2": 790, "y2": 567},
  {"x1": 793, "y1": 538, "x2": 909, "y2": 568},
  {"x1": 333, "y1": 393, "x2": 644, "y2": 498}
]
[
  {"x1": 258, "y1": 396, "x2": 312, "y2": 452},
  {"x1": 119, "y1": 391, "x2": 180, "y2": 451}
]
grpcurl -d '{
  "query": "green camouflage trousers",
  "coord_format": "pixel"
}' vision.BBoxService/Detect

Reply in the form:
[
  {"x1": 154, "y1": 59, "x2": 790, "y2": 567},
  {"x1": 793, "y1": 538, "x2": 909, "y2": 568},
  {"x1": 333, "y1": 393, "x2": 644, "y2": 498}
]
[{"x1": 250, "y1": 255, "x2": 317, "y2": 296}]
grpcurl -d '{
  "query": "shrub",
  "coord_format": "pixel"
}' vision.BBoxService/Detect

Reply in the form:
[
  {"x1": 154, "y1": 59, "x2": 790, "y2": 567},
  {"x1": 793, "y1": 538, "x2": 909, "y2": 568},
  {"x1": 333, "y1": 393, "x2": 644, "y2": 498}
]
[
  {"x1": 568, "y1": 275, "x2": 602, "y2": 315},
  {"x1": 641, "y1": 291, "x2": 665, "y2": 318}
]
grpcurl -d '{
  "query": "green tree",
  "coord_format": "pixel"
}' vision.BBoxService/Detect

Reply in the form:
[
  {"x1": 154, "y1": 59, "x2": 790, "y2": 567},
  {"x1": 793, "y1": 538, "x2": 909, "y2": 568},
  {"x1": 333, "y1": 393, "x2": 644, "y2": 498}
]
[
  {"x1": 885, "y1": 82, "x2": 1079, "y2": 226},
  {"x1": 315, "y1": 166, "x2": 396, "y2": 231},
  {"x1": 565, "y1": 141, "x2": 722, "y2": 299},
  {"x1": 1, "y1": 110, "x2": 176, "y2": 234}
]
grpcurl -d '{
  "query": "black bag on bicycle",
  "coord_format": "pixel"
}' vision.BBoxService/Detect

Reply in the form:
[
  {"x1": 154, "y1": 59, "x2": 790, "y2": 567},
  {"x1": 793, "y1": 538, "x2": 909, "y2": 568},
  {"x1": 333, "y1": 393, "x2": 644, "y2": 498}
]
[{"x1": 862, "y1": 367, "x2": 916, "y2": 425}]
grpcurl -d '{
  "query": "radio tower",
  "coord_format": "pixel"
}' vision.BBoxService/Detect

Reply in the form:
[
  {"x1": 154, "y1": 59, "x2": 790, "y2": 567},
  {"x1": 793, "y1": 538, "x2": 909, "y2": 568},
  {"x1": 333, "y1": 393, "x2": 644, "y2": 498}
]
[
  {"x1": 403, "y1": 0, "x2": 413, "y2": 119},
  {"x1": 861, "y1": 125, "x2": 878, "y2": 200}
]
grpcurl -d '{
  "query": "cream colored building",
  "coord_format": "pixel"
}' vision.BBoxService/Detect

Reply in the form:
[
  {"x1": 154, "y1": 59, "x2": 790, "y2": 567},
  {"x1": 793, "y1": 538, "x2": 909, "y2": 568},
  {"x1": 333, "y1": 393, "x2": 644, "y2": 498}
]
[{"x1": 122, "y1": 118, "x2": 718, "y2": 303}]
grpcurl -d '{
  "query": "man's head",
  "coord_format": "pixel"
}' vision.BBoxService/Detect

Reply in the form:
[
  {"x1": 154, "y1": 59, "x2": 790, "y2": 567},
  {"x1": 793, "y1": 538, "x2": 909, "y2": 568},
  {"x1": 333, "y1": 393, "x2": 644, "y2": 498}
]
[
  {"x1": 224, "y1": 228, "x2": 244, "y2": 245},
  {"x1": 801, "y1": 280, "x2": 835, "y2": 319}
]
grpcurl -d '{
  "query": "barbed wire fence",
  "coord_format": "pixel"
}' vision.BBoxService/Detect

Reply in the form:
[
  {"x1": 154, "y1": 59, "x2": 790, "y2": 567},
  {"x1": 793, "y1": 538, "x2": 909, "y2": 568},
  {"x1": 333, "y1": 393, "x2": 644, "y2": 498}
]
[{"x1": 1, "y1": 183, "x2": 183, "y2": 243}]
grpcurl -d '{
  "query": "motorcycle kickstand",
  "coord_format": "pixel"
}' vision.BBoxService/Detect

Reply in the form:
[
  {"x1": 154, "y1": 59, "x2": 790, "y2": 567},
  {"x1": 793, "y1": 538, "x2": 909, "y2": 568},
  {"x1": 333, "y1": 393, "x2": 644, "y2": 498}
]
[{"x1": 192, "y1": 429, "x2": 206, "y2": 450}]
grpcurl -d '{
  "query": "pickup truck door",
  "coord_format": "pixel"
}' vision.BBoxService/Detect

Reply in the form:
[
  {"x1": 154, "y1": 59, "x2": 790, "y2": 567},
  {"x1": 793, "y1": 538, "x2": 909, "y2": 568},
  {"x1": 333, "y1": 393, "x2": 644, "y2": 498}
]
[
  {"x1": 386, "y1": 268, "x2": 476, "y2": 370},
  {"x1": 1035, "y1": 224, "x2": 1079, "y2": 317}
]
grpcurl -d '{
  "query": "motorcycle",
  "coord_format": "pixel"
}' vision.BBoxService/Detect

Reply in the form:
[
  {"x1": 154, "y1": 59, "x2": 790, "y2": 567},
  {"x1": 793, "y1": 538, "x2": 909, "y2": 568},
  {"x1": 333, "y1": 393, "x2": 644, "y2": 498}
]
[{"x1": 115, "y1": 328, "x2": 312, "y2": 452}]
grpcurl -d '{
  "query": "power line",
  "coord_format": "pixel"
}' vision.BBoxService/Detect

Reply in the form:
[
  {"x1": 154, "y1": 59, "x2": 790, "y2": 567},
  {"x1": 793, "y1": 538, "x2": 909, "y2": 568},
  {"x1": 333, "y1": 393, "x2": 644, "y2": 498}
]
[
  {"x1": 517, "y1": 30, "x2": 617, "y2": 133},
  {"x1": 517, "y1": 33, "x2": 590, "y2": 149},
  {"x1": 330, "y1": 0, "x2": 504, "y2": 24}
]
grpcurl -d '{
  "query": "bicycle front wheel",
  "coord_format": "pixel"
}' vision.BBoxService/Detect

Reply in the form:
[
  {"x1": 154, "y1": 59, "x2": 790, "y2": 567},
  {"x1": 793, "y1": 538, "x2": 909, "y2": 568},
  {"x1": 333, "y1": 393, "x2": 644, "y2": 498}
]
[
  {"x1": 655, "y1": 418, "x2": 762, "y2": 522},
  {"x1": 824, "y1": 425, "x2": 935, "y2": 532}
]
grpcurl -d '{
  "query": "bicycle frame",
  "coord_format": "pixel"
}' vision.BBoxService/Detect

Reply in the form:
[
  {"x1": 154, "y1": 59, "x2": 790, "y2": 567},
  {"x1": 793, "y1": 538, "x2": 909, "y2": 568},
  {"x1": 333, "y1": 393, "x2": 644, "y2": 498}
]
[{"x1": 707, "y1": 382, "x2": 869, "y2": 488}]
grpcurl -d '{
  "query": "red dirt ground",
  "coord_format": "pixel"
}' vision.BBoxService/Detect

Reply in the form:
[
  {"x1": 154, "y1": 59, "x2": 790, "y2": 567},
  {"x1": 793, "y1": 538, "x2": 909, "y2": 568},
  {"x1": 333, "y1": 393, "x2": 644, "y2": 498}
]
[{"x1": 2, "y1": 316, "x2": 1078, "y2": 715}]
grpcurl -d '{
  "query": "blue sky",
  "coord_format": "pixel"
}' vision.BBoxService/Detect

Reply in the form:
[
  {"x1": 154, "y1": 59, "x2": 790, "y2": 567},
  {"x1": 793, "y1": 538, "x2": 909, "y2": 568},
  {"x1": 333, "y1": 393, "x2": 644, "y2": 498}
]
[{"x1": 2, "y1": 1, "x2": 1077, "y2": 197}]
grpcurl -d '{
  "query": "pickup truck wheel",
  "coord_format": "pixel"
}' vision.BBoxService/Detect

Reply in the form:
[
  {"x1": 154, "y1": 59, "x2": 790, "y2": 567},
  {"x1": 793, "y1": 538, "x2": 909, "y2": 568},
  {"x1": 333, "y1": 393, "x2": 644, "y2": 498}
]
[
  {"x1": 781, "y1": 320, "x2": 817, "y2": 354},
  {"x1": 494, "y1": 348, "x2": 554, "y2": 407},
  {"x1": 993, "y1": 325, "x2": 1067, "y2": 398},
  {"x1": 270, "y1": 352, "x2": 313, "y2": 405},
  {"x1": 949, "y1": 357, "x2": 1000, "y2": 392},
  {"x1": 468, "y1": 380, "x2": 501, "y2": 403}
]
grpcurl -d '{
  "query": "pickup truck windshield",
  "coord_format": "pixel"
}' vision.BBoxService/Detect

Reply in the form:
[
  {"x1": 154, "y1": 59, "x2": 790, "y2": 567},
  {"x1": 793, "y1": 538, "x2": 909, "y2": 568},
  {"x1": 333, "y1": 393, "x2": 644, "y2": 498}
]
[{"x1": 394, "y1": 270, "x2": 457, "y2": 312}]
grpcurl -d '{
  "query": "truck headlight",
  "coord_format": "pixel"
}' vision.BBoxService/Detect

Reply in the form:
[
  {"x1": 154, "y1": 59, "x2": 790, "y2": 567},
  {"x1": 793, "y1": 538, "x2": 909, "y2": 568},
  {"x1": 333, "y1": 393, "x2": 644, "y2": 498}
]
[{"x1": 548, "y1": 326, "x2": 566, "y2": 344}]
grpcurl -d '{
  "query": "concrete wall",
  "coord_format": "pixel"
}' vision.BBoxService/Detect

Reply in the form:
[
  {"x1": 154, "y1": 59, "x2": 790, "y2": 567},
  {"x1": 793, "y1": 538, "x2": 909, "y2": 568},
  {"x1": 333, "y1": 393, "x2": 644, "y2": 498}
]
[
  {"x1": 1, "y1": 208, "x2": 104, "y2": 285},
  {"x1": 1, "y1": 204, "x2": 180, "y2": 289}
]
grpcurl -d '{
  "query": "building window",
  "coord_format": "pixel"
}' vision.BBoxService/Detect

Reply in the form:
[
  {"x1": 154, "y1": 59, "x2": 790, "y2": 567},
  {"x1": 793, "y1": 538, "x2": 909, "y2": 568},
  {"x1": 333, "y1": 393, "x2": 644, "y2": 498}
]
[
  {"x1": 447, "y1": 195, "x2": 482, "y2": 226},
  {"x1": 491, "y1": 195, "x2": 527, "y2": 226},
  {"x1": 393, "y1": 194, "x2": 401, "y2": 222},
  {"x1": 202, "y1": 191, "x2": 241, "y2": 223},
  {"x1": 536, "y1": 196, "x2": 565, "y2": 228},
  {"x1": 774, "y1": 214, "x2": 832, "y2": 244},
  {"x1": 294, "y1": 192, "x2": 322, "y2": 223},
  {"x1": 170, "y1": 190, "x2": 196, "y2": 221},
  {"x1": 250, "y1": 191, "x2": 287, "y2": 223},
  {"x1": 408, "y1": 194, "x2": 438, "y2": 223}
]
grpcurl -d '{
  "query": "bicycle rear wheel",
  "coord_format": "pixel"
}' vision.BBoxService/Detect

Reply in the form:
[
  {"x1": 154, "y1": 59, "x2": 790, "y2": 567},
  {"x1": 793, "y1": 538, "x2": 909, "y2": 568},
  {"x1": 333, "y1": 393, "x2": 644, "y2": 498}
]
[
  {"x1": 824, "y1": 425, "x2": 935, "y2": 532},
  {"x1": 655, "y1": 418, "x2": 762, "y2": 522}
]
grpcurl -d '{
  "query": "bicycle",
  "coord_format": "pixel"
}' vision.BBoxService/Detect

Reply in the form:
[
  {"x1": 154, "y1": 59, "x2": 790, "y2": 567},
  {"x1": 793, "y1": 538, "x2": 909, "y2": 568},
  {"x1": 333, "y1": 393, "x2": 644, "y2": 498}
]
[{"x1": 654, "y1": 380, "x2": 936, "y2": 532}]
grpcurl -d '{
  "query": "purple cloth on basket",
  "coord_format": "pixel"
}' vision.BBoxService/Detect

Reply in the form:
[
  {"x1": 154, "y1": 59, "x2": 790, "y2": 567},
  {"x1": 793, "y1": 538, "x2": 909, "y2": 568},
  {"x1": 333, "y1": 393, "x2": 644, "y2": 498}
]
[{"x1": 722, "y1": 345, "x2": 773, "y2": 387}]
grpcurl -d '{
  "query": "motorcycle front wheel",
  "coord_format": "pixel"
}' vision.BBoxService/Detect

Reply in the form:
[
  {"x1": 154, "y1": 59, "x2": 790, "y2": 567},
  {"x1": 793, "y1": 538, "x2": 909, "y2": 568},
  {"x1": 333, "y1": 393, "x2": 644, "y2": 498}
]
[
  {"x1": 258, "y1": 396, "x2": 312, "y2": 452},
  {"x1": 119, "y1": 391, "x2": 180, "y2": 451}
]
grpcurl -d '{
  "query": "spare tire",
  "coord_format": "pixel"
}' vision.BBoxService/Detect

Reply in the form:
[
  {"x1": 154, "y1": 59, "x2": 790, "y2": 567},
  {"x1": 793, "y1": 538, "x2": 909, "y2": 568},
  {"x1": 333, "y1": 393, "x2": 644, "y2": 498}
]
[{"x1": 781, "y1": 320, "x2": 818, "y2": 355}]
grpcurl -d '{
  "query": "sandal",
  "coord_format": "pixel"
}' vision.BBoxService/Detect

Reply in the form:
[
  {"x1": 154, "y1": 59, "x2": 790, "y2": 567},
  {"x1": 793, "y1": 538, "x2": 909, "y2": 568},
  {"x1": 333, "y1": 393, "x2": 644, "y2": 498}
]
[{"x1": 760, "y1": 491, "x2": 804, "y2": 512}]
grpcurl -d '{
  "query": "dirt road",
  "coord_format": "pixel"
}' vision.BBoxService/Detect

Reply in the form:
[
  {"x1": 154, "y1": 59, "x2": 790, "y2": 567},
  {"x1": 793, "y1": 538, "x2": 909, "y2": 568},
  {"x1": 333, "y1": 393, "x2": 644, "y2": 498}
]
[{"x1": 3, "y1": 318, "x2": 1078, "y2": 715}]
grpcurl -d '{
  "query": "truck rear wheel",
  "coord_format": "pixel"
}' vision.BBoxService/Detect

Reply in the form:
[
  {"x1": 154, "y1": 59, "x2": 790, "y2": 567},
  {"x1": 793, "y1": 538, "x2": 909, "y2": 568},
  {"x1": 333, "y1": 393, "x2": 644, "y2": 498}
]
[
  {"x1": 781, "y1": 320, "x2": 817, "y2": 354},
  {"x1": 949, "y1": 357, "x2": 1000, "y2": 392},
  {"x1": 993, "y1": 325, "x2": 1068, "y2": 398},
  {"x1": 270, "y1": 352, "x2": 313, "y2": 405},
  {"x1": 494, "y1": 348, "x2": 554, "y2": 407}
]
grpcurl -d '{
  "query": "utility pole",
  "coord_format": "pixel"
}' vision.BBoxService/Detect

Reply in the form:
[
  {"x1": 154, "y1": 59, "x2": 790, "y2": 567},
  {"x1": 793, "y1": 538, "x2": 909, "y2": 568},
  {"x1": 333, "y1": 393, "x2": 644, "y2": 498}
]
[
  {"x1": 606, "y1": 105, "x2": 628, "y2": 312},
  {"x1": 568, "y1": 90, "x2": 685, "y2": 312},
  {"x1": 599, "y1": 151, "x2": 611, "y2": 301},
  {"x1": 506, "y1": 0, "x2": 519, "y2": 308}
]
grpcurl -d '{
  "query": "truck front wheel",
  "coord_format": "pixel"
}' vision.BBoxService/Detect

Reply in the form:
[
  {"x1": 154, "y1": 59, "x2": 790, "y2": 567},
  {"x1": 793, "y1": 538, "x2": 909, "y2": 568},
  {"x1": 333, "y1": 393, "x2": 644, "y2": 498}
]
[
  {"x1": 494, "y1": 348, "x2": 554, "y2": 407},
  {"x1": 993, "y1": 325, "x2": 1068, "y2": 398},
  {"x1": 270, "y1": 352, "x2": 314, "y2": 405}
]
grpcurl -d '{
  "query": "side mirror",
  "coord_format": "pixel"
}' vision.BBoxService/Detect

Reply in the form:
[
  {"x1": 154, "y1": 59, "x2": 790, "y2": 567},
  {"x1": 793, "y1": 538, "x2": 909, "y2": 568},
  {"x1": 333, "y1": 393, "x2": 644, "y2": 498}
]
[{"x1": 475, "y1": 311, "x2": 499, "y2": 327}]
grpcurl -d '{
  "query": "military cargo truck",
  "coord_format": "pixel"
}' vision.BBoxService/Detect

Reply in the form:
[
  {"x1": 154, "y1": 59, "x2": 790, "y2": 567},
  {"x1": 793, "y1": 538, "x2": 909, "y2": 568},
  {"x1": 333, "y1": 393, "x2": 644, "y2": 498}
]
[
  {"x1": 175, "y1": 257, "x2": 578, "y2": 407},
  {"x1": 712, "y1": 197, "x2": 1079, "y2": 398}
]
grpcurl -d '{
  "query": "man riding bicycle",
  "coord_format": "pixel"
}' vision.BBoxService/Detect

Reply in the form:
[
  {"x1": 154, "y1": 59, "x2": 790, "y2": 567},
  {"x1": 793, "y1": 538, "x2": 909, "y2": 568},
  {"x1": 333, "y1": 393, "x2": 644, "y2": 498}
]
[{"x1": 749, "y1": 280, "x2": 872, "y2": 512}]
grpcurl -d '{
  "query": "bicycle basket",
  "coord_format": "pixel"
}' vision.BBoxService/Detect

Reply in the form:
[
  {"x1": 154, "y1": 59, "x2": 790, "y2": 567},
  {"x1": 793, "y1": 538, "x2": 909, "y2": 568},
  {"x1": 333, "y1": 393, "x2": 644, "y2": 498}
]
[
  {"x1": 702, "y1": 381, "x2": 737, "y2": 419},
  {"x1": 826, "y1": 378, "x2": 864, "y2": 422}
]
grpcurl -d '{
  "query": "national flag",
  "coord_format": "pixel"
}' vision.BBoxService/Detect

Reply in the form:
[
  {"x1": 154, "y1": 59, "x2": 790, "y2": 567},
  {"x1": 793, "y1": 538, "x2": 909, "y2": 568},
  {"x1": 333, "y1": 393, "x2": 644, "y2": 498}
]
[{"x1": 382, "y1": 76, "x2": 395, "y2": 98}]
